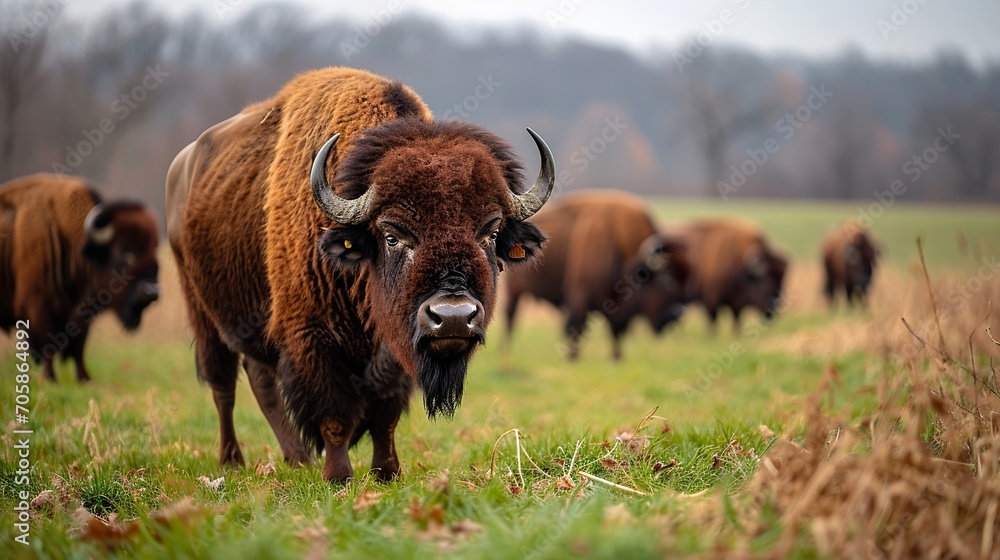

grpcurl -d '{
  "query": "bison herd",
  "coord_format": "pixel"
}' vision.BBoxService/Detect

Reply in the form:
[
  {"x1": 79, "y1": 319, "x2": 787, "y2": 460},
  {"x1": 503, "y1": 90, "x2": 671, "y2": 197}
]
[{"x1": 1, "y1": 67, "x2": 879, "y2": 483}]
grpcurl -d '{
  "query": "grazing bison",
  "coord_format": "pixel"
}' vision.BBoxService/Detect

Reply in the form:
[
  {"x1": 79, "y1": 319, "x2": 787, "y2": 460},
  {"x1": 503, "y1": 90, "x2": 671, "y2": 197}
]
[
  {"x1": 821, "y1": 222, "x2": 878, "y2": 308},
  {"x1": 166, "y1": 67, "x2": 554, "y2": 483},
  {"x1": 502, "y1": 191, "x2": 693, "y2": 360},
  {"x1": 673, "y1": 219, "x2": 788, "y2": 331},
  {"x1": 0, "y1": 173, "x2": 161, "y2": 381}
]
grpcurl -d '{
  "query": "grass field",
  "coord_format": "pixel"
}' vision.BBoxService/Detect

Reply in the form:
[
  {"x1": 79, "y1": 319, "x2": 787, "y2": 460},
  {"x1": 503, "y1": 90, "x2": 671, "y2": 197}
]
[{"x1": 2, "y1": 199, "x2": 999, "y2": 558}]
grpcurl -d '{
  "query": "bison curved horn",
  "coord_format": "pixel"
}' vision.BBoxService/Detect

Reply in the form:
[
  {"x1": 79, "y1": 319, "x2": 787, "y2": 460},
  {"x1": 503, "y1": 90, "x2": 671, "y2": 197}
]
[
  {"x1": 84, "y1": 204, "x2": 114, "y2": 245},
  {"x1": 639, "y1": 234, "x2": 669, "y2": 271},
  {"x1": 510, "y1": 127, "x2": 555, "y2": 221},
  {"x1": 743, "y1": 245, "x2": 769, "y2": 279},
  {"x1": 310, "y1": 133, "x2": 374, "y2": 225}
]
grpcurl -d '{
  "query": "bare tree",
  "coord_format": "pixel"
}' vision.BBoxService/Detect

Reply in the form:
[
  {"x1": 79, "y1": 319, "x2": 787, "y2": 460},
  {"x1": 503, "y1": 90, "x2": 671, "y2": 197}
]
[
  {"x1": 0, "y1": 1, "x2": 53, "y2": 181},
  {"x1": 925, "y1": 102, "x2": 1000, "y2": 199},
  {"x1": 681, "y1": 65, "x2": 773, "y2": 198}
]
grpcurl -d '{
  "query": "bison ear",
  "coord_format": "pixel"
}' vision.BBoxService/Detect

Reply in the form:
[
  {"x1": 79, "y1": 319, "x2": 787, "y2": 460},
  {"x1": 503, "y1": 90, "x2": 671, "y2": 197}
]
[
  {"x1": 498, "y1": 220, "x2": 546, "y2": 266},
  {"x1": 318, "y1": 226, "x2": 375, "y2": 269}
]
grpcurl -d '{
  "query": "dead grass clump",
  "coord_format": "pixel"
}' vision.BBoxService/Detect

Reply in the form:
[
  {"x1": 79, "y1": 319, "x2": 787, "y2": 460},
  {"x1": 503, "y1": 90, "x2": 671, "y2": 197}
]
[{"x1": 737, "y1": 244, "x2": 1000, "y2": 559}]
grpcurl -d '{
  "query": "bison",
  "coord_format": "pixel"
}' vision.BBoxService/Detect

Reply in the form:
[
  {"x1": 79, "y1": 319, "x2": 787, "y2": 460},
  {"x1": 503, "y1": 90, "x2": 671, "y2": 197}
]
[
  {"x1": 502, "y1": 190, "x2": 693, "y2": 360},
  {"x1": 821, "y1": 222, "x2": 878, "y2": 308},
  {"x1": 0, "y1": 173, "x2": 161, "y2": 381},
  {"x1": 672, "y1": 219, "x2": 788, "y2": 332},
  {"x1": 166, "y1": 67, "x2": 554, "y2": 483}
]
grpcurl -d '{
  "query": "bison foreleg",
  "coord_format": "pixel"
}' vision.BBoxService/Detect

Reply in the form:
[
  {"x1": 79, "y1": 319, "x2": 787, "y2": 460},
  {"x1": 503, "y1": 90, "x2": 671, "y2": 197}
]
[
  {"x1": 244, "y1": 358, "x2": 312, "y2": 466},
  {"x1": 320, "y1": 418, "x2": 358, "y2": 484},
  {"x1": 367, "y1": 393, "x2": 409, "y2": 482},
  {"x1": 67, "y1": 331, "x2": 91, "y2": 382}
]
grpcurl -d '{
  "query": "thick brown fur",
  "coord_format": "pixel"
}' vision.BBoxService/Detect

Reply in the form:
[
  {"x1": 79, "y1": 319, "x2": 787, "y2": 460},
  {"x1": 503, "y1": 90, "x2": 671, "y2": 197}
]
[
  {"x1": 821, "y1": 221, "x2": 878, "y2": 308},
  {"x1": 167, "y1": 67, "x2": 547, "y2": 483},
  {"x1": 672, "y1": 218, "x2": 788, "y2": 332},
  {"x1": 0, "y1": 173, "x2": 160, "y2": 381},
  {"x1": 503, "y1": 190, "x2": 693, "y2": 360}
]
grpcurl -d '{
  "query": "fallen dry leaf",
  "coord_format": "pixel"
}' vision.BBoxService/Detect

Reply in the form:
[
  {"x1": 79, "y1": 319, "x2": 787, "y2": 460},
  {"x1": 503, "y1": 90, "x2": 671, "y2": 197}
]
[
  {"x1": 758, "y1": 424, "x2": 775, "y2": 441},
  {"x1": 254, "y1": 461, "x2": 276, "y2": 477},
  {"x1": 30, "y1": 490, "x2": 55, "y2": 516},
  {"x1": 556, "y1": 475, "x2": 575, "y2": 490},
  {"x1": 197, "y1": 475, "x2": 224, "y2": 491},
  {"x1": 352, "y1": 490, "x2": 383, "y2": 512},
  {"x1": 74, "y1": 508, "x2": 139, "y2": 549}
]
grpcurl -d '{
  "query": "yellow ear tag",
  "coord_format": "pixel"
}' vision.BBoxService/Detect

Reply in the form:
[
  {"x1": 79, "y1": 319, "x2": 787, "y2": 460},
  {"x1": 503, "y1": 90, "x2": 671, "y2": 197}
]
[
  {"x1": 344, "y1": 240, "x2": 353, "y2": 249},
  {"x1": 508, "y1": 243, "x2": 526, "y2": 259}
]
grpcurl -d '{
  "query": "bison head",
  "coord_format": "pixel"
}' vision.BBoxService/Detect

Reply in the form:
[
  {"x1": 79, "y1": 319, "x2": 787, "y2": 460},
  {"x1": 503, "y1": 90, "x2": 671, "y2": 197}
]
[
  {"x1": 739, "y1": 244, "x2": 788, "y2": 320},
  {"x1": 627, "y1": 233, "x2": 694, "y2": 333},
  {"x1": 81, "y1": 202, "x2": 161, "y2": 331},
  {"x1": 844, "y1": 229, "x2": 878, "y2": 292},
  {"x1": 311, "y1": 119, "x2": 552, "y2": 417}
]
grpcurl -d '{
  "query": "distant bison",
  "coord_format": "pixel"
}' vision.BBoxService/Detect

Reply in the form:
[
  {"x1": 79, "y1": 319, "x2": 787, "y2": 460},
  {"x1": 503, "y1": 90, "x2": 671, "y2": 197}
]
[
  {"x1": 673, "y1": 219, "x2": 788, "y2": 331},
  {"x1": 0, "y1": 173, "x2": 160, "y2": 381},
  {"x1": 503, "y1": 191, "x2": 693, "y2": 360},
  {"x1": 821, "y1": 222, "x2": 878, "y2": 308},
  {"x1": 167, "y1": 68, "x2": 554, "y2": 483}
]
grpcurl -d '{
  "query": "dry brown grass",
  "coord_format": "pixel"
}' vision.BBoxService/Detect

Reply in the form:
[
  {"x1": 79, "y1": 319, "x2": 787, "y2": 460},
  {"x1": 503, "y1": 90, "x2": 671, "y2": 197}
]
[{"x1": 728, "y1": 244, "x2": 1000, "y2": 559}]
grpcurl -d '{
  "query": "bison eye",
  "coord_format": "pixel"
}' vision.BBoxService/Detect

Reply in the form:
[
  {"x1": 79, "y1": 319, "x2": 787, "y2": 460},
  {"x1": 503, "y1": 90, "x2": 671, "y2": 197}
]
[
  {"x1": 489, "y1": 230, "x2": 499, "y2": 242},
  {"x1": 385, "y1": 234, "x2": 400, "y2": 247}
]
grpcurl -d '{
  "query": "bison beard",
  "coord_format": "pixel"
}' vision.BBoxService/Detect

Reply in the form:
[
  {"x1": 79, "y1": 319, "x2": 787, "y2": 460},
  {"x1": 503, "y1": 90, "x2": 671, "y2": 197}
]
[{"x1": 415, "y1": 345, "x2": 474, "y2": 418}]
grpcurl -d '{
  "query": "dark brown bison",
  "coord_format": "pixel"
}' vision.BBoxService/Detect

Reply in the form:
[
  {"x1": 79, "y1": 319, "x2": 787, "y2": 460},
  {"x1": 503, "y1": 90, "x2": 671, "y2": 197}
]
[
  {"x1": 502, "y1": 191, "x2": 693, "y2": 360},
  {"x1": 673, "y1": 219, "x2": 788, "y2": 331},
  {"x1": 821, "y1": 222, "x2": 878, "y2": 308},
  {"x1": 166, "y1": 68, "x2": 553, "y2": 483},
  {"x1": 0, "y1": 173, "x2": 161, "y2": 381}
]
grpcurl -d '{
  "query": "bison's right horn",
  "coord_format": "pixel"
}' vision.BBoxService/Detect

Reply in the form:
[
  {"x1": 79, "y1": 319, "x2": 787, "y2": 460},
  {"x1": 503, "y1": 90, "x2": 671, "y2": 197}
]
[
  {"x1": 510, "y1": 128, "x2": 555, "y2": 221},
  {"x1": 84, "y1": 204, "x2": 114, "y2": 245},
  {"x1": 310, "y1": 133, "x2": 374, "y2": 225},
  {"x1": 639, "y1": 234, "x2": 669, "y2": 271},
  {"x1": 744, "y1": 245, "x2": 769, "y2": 278}
]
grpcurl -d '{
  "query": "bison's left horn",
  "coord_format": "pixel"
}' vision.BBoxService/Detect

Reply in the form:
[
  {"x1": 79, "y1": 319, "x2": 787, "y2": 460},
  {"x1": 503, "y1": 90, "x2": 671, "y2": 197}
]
[
  {"x1": 310, "y1": 133, "x2": 374, "y2": 225},
  {"x1": 639, "y1": 234, "x2": 669, "y2": 271},
  {"x1": 84, "y1": 204, "x2": 114, "y2": 245},
  {"x1": 510, "y1": 127, "x2": 555, "y2": 221}
]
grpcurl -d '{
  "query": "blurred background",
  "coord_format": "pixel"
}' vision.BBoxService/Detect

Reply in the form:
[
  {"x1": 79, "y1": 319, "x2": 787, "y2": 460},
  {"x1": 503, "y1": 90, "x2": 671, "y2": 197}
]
[{"x1": 2, "y1": 0, "x2": 998, "y2": 224}]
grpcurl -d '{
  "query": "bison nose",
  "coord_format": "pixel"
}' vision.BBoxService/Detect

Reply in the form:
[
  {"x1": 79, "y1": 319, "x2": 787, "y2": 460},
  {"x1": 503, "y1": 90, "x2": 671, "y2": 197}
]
[
  {"x1": 141, "y1": 282, "x2": 161, "y2": 303},
  {"x1": 418, "y1": 295, "x2": 484, "y2": 339}
]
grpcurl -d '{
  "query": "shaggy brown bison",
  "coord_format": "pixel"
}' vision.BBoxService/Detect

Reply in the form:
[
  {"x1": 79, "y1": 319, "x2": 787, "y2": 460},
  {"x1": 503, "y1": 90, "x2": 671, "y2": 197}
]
[
  {"x1": 673, "y1": 219, "x2": 788, "y2": 331},
  {"x1": 821, "y1": 222, "x2": 878, "y2": 308},
  {"x1": 167, "y1": 67, "x2": 554, "y2": 483},
  {"x1": 0, "y1": 173, "x2": 161, "y2": 381},
  {"x1": 503, "y1": 191, "x2": 693, "y2": 360}
]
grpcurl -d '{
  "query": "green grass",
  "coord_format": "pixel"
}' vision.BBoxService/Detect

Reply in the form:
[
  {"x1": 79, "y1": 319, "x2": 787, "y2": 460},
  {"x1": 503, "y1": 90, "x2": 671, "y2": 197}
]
[
  {"x1": 0, "y1": 199, "x2": 998, "y2": 558},
  {"x1": 650, "y1": 197, "x2": 1000, "y2": 270}
]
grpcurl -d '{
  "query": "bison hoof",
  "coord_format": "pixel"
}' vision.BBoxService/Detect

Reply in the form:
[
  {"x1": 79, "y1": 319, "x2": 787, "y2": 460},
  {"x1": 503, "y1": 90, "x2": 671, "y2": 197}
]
[
  {"x1": 219, "y1": 446, "x2": 245, "y2": 467},
  {"x1": 372, "y1": 462, "x2": 400, "y2": 483}
]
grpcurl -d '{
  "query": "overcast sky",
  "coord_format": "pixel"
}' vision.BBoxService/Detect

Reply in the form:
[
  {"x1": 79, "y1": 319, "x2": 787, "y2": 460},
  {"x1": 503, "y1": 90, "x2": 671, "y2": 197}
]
[{"x1": 72, "y1": 0, "x2": 1000, "y2": 66}]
